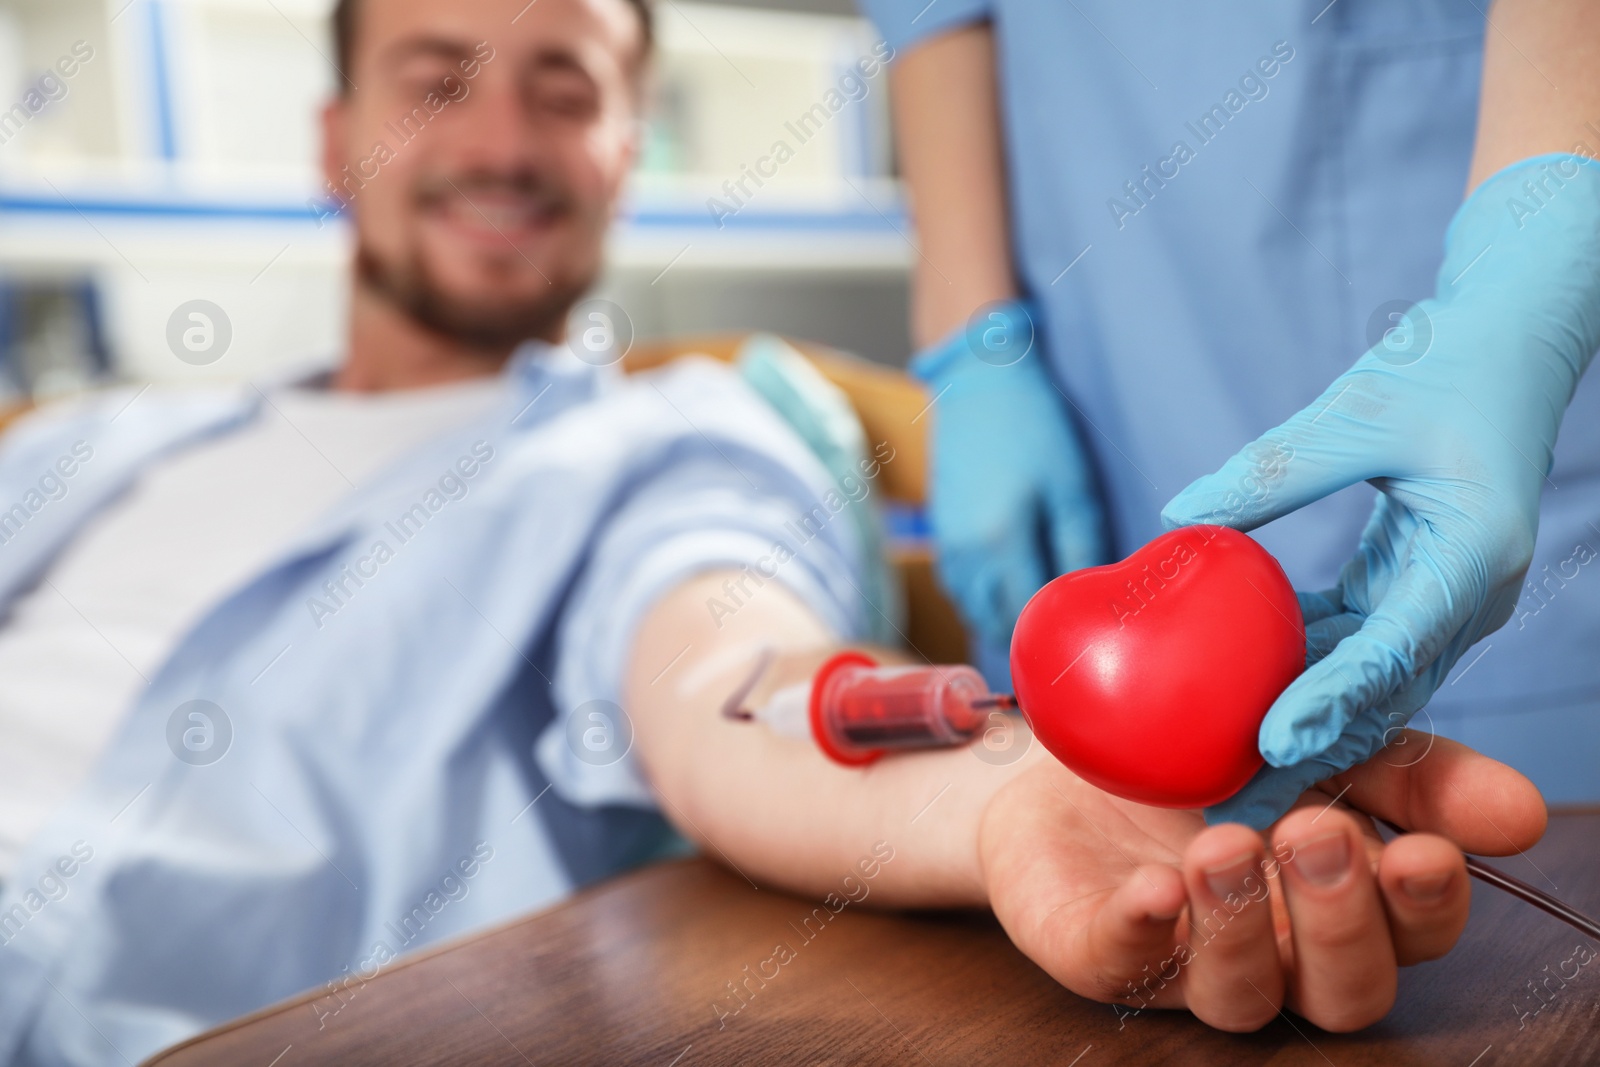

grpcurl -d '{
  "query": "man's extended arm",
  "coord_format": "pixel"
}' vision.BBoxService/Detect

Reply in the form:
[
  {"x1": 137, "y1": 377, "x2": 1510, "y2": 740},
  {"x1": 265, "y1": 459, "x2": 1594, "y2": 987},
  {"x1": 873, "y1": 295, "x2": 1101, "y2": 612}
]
[
  {"x1": 623, "y1": 570, "x2": 1547, "y2": 1031},
  {"x1": 623, "y1": 569, "x2": 1034, "y2": 907}
]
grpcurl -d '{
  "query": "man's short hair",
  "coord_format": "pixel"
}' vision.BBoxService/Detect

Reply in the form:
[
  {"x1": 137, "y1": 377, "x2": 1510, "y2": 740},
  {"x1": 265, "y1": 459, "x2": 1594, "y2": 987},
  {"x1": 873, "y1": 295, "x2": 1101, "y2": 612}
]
[{"x1": 331, "y1": 0, "x2": 654, "y2": 92}]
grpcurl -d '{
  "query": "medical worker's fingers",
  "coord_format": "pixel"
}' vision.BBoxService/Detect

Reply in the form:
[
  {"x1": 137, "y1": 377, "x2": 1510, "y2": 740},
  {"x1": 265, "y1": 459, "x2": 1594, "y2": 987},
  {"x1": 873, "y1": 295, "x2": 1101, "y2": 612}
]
[
  {"x1": 1078, "y1": 865, "x2": 1188, "y2": 1006},
  {"x1": 1271, "y1": 808, "x2": 1399, "y2": 1032},
  {"x1": 1330, "y1": 495, "x2": 1411, "y2": 617},
  {"x1": 1301, "y1": 611, "x2": 1362, "y2": 667},
  {"x1": 1175, "y1": 824, "x2": 1284, "y2": 1031},
  {"x1": 938, "y1": 516, "x2": 1052, "y2": 647},
  {"x1": 1213, "y1": 727, "x2": 1546, "y2": 849},
  {"x1": 1045, "y1": 477, "x2": 1109, "y2": 577},
  {"x1": 1296, "y1": 588, "x2": 1347, "y2": 629},
  {"x1": 935, "y1": 547, "x2": 1004, "y2": 648},
  {"x1": 1259, "y1": 527, "x2": 1475, "y2": 765},
  {"x1": 1322, "y1": 730, "x2": 1547, "y2": 856},
  {"x1": 1158, "y1": 369, "x2": 1391, "y2": 534},
  {"x1": 996, "y1": 513, "x2": 1056, "y2": 638},
  {"x1": 1373, "y1": 832, "x2": 1471, "y2": 965},
  {"x1": 1205, "y1": 757, "x2": 1338, "y2": 831}
]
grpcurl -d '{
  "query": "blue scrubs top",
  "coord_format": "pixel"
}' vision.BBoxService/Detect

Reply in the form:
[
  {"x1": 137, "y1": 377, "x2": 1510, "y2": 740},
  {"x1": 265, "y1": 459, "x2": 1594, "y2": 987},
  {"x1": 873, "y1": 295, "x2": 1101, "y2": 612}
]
[{"x1": 861, "y1": 0, "x2": 1600, "y2": 801}]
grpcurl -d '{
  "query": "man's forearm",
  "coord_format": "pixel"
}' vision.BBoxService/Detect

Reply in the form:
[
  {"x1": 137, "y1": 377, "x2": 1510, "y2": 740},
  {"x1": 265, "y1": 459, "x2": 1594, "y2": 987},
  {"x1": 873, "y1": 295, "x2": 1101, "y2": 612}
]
[{"x1": 624, "y1": 571, "x2": 1041, "y2": 908}]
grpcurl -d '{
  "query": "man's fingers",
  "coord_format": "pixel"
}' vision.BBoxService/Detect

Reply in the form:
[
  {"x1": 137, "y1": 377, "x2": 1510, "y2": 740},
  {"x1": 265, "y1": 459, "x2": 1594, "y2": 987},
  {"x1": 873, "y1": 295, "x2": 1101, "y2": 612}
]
[
  {"x1": 1374, "y1": 832, "x2": 1472, "y2": 965},
  {"x1": 1330, "y1": 729, "x2": 1548, "y2": 855},
  {"x1": 1174, "y1": 824, "x2": 1284, "y2": 1032},
  {"x1": 1079, "y1": 864, "x2": 1187, "y2": 1007},
  {"x1": 1272, "y1": 808, "x2": 1398, "y2": 1032}
]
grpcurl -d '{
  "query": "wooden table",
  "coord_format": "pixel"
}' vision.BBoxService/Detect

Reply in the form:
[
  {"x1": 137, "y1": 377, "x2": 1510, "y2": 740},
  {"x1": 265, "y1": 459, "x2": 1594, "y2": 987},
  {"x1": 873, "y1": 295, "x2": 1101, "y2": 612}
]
[{"x1": 148, "y1": 811, "x2": 1600, "y2": 1066}]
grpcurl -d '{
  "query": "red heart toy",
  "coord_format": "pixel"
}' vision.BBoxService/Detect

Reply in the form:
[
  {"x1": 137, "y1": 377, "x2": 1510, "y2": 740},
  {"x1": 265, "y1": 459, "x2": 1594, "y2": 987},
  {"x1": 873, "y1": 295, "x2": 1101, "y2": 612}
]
[{"x1": 1010, "y1": 525, "x2": 1305, "y2": 808}]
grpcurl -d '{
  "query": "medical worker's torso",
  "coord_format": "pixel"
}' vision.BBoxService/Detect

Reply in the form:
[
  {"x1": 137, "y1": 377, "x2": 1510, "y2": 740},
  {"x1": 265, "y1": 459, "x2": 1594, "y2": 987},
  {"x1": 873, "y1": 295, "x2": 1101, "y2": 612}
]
[{"x1": 863, "y1": 0, "x2": 1600, "y2": 796}]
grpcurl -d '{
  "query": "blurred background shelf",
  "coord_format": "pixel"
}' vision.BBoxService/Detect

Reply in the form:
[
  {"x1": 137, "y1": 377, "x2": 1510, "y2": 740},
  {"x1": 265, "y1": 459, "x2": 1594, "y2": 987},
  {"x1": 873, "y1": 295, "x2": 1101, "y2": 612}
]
[{"x1": 0, "y1": 0, "x2": 912, "y2": 394}]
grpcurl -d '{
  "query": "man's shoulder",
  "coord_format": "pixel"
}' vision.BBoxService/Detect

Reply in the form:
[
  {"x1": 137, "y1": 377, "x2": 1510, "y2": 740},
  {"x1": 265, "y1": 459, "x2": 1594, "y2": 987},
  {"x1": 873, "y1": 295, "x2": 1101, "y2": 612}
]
[
  {"x1": 609, "y1": 354, "x2": 793, "y2": 444},
  {"x1": 512, "y1": 353, "x2": 789, "y2": 455},
  {"x1": 490, "y1": 352, "x2": 829, "y2": 498},
  {"x1": 620, "y1": 352, "x2": 752, "y2": 403}
]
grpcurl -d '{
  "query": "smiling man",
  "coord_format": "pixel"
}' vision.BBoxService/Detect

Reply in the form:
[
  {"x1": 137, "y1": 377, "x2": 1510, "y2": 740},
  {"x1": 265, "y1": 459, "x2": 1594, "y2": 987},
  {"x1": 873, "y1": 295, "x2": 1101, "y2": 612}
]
[{"x1": 0, "y1": 0, "x2": 1548, "y2": 1062}]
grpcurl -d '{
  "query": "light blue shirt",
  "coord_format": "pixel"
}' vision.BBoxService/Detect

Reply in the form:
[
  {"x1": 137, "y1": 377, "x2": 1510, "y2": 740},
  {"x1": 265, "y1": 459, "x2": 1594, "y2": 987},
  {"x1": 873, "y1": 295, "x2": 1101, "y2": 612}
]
[
  {"x1": 861, "y1": 0, "x2": 1600, "y2": 800},
  {"x1": 0, "y1": 346, "x2": 868, "y2": 1066}
]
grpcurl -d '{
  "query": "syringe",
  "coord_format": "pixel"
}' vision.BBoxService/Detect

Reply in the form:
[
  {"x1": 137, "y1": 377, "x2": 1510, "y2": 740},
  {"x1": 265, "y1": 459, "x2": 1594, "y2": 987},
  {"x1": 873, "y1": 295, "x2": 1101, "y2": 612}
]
[{"x1": 723, "y1": 651, "x2": 1016, "y2": 766}]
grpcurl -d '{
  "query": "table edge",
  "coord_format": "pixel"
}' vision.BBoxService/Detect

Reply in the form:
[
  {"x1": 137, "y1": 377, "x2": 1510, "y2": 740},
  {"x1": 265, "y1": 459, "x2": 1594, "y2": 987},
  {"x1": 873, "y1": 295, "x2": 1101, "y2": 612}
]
[
  {"x1": 139, "y1": 856, "x2": 712, "y2": 1066},
  {"x1": 142, "y1": 805, "x2": 1600, "y2": 1064}
]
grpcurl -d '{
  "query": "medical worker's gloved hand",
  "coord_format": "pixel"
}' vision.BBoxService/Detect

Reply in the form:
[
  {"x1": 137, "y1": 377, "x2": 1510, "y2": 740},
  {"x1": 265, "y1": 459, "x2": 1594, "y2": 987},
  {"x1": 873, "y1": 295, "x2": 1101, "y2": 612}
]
[
  {"x1": 1159, "y1": 155, "x2": 1600, "y2": 830},
  {"x1": 913, "y1": 299, "x2": 1109, "y2": 659}
]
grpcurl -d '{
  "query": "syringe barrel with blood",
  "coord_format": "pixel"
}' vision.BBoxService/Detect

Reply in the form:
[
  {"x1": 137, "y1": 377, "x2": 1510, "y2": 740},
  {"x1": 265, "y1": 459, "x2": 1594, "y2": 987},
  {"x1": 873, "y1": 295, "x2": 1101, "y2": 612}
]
[{"x1": 745, "y1": 652, "x2": 1012, "y2": 766}]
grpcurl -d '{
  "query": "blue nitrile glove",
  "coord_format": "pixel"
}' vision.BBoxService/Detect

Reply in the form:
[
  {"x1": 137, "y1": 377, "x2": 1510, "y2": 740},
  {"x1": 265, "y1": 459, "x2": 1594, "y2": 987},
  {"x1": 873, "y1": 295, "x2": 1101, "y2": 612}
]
[
  {"x1": 1160, "y1": 154, "x2": 1600, "y2": 829},
  {"x1": 913, "y1": 299, "x2": 1110, "y2": 656}
]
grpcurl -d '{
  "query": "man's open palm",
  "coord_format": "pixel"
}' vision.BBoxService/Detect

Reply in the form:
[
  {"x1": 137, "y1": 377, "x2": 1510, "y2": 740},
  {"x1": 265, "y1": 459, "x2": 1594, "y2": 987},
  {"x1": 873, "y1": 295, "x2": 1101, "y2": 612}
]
[{"x1": 979, "y1": 732, "x2": 1546, "y2": 1032}]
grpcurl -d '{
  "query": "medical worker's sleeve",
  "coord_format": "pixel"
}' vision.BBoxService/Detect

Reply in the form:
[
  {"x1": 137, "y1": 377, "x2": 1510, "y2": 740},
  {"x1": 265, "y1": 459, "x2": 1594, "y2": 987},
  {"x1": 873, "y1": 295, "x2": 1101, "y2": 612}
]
[{"x1": 855, "y1": 0, "x2": 991, "y2": 55}]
